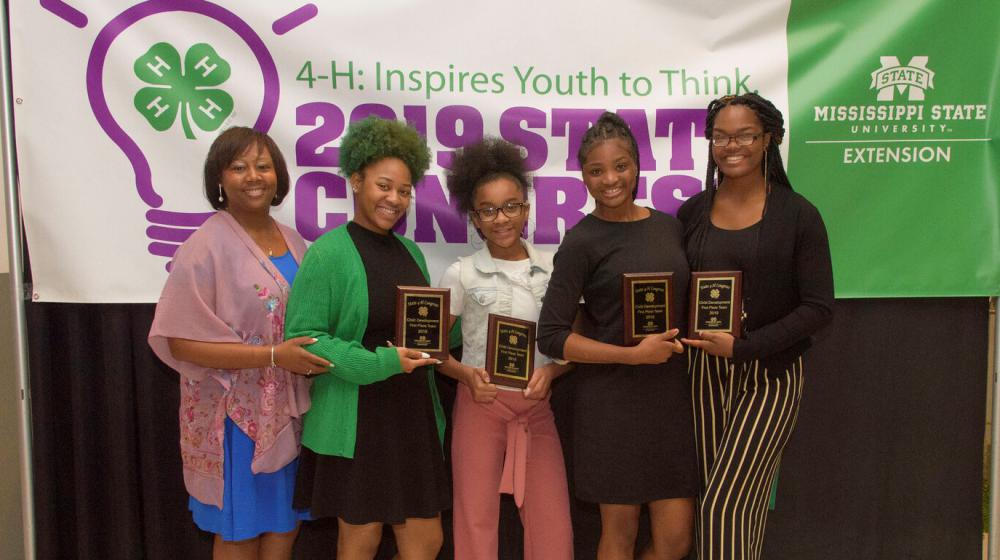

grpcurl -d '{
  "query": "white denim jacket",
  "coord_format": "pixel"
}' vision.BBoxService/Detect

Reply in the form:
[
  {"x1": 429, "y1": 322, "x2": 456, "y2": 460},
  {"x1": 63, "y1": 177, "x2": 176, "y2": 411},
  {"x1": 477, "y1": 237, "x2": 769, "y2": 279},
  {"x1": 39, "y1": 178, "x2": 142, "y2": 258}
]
[{"x1": 439, "y1": 241, "x2": 555, "y2": 372}]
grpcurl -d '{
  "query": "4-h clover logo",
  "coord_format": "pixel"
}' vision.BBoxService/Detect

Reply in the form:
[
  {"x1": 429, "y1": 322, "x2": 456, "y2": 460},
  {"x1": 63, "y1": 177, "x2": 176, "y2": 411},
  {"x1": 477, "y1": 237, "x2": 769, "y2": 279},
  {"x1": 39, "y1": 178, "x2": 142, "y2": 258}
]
[
  {"x1": 133, "y1": 42, "x2": 234, "y2": 140},
  {"x1": 508, "y1": 334, "x2": 518, "y2": 345},
  {"x1": 644, "y1": 292, "x2": 655, "y2": 303},
  {"x1": 710, "y1": 288, "x2": 720, "y2": 299},
  {"x1": 418, "y1": 306, "x2": 429, "y2": 317}
]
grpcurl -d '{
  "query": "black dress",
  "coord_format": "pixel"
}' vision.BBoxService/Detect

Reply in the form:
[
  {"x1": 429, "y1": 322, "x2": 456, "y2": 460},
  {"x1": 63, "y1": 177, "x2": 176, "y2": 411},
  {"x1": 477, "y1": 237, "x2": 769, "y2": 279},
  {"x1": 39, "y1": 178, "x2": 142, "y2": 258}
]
[
  {"x1": 537, "y1": 209, "x2": 698, "y2": 504},
  {"x1": 294, "y1": 222, "x2": 450, "y2": 524}
]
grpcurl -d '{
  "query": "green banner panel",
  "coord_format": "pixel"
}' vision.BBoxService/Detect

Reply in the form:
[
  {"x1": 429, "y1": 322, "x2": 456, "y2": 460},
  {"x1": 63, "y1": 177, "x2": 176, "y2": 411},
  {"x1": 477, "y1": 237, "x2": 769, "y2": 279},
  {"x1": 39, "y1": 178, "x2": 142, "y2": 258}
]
[{"x1": 788, "y1": 0, "x2": 1000, "y2": 297}]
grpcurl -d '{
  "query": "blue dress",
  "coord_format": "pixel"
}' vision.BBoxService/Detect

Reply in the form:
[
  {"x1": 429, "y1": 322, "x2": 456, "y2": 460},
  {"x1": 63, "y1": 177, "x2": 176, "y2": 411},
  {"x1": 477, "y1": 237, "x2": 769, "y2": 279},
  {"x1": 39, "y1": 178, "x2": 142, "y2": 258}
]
[{"x1": 189, "y1": 251, "x2": 311, "y2": 540}]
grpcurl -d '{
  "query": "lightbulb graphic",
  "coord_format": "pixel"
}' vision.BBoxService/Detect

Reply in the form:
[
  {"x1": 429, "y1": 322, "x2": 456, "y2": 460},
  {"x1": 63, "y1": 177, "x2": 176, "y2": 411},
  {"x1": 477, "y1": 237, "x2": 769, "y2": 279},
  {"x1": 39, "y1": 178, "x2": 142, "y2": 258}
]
[{"x1": 43, "y1": 0, "x2": 318, "y2": 267}]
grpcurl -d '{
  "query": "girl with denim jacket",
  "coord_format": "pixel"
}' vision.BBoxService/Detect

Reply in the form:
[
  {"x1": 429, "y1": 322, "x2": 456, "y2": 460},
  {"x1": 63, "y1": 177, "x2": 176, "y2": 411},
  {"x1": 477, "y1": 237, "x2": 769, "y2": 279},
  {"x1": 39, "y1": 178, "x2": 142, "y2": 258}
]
[{"x1": 436, "y1": 137, "x2": 573, "y2": 560}]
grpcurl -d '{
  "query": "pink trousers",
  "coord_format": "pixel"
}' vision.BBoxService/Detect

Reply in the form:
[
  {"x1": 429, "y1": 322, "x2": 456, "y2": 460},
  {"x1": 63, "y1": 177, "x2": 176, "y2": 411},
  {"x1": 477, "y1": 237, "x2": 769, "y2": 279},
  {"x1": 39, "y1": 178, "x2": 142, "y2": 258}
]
[{"x1": 451, "y1": 386, "x2": 573, "y2": 560}]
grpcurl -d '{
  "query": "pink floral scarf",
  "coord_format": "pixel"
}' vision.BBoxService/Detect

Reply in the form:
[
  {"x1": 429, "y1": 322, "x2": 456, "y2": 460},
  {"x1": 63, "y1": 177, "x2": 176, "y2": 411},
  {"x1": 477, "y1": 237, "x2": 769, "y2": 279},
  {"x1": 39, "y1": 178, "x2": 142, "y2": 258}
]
[{"x1": 149, "y1": 211, "x2": 311, "y2": 508}]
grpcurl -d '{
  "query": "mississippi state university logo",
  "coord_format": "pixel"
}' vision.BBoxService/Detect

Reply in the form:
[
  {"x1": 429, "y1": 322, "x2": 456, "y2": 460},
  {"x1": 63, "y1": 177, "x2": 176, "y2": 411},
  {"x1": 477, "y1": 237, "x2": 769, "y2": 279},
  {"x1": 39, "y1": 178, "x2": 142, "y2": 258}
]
[
  {"x1": 809, "y1": 51, "x2": 989, "y2": 165},
  {"x1": 870, "y1": 56, "x2": 935, "y2": 101}
]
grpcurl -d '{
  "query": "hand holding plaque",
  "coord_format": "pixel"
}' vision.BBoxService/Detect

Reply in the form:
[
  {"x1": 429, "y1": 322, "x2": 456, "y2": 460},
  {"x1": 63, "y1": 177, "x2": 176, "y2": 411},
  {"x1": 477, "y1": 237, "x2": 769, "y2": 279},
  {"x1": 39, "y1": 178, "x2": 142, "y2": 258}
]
[
  {"x1": 395, "y1": 286, "x2": 450, "y2": 360},
  {"x1": 622, "y1": 272, "x2": 674, "y2": 346},
  {"x1": 687, "y1": 271, "x2": 742, "y2": 339},
  {"x1": 484, "y1": 313, "x2": 536, "y2": 389}
]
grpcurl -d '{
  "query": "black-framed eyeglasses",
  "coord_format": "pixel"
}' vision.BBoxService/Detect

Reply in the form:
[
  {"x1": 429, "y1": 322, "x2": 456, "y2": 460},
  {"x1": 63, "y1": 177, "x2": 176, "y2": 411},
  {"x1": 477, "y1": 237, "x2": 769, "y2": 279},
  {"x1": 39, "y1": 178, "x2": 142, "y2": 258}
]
[
  {"x1": 471, "y1": 201, "x2": 528, "y2": 221},
  {"x1": 711, "y1": 133, "x2": 763, "y2": 147}
]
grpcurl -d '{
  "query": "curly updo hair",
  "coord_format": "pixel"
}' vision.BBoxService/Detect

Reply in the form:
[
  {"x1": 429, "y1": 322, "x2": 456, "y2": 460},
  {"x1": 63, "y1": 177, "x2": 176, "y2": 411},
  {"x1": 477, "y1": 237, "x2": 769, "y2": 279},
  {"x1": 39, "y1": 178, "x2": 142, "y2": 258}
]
[
  {"x1": 447, "y1": 137, "x2": 530, "y2": 215},
  {"x1": 204, "y1": 126, "x2": 290, "y2": 211},
  {"x1": 576, "y1": 111, "x2": 641, "y2": 200},
  {"x1": 704, "y1": 93, "x2": 792, "y2": 191},
  {"x1": 339, "y1": 116, "x2": 431, "y2": 185}
]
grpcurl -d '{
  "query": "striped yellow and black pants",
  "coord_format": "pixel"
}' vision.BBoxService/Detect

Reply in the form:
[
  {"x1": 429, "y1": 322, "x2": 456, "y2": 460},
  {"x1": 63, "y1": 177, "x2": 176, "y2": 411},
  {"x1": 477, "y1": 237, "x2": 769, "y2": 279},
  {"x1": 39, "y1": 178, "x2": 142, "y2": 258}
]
[{"x1": 688, "y1": 349, "x2": 804, "y2": 560}]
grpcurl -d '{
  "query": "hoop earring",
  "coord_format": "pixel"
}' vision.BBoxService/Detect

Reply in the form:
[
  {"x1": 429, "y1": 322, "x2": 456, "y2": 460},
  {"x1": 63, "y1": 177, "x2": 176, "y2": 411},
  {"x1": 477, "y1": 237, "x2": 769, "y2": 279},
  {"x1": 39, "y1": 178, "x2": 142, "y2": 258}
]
[
  {"x1": 217, "y1": 183, "x2": 224, "y2": 203},
  {"x1": 763, "y1": 148, "x2": 769, "y2": 184}
]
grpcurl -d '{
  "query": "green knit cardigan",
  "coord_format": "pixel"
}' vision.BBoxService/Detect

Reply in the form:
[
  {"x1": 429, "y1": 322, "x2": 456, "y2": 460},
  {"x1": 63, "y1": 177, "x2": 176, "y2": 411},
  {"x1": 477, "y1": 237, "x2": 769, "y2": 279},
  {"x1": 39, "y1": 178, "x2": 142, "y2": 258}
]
[{"x1": 284, "y1": 224, "x2": 445, "y2": 457}]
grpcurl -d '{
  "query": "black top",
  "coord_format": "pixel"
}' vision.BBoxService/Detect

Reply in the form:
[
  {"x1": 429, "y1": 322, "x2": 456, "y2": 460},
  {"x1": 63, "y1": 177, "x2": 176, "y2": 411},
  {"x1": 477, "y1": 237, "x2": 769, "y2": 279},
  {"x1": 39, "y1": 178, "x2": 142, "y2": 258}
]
[
  {"x1": 537, "y1": 209, "x2": 689, "y2": 357},
  {"x1": 701, "y1": 222, "x2": 761, "y2": 272},
  {"x1": 536, "y1": 208, "x2": 697, "y2": 503},
  {"x1": 677, "y1": 186, "x2": 834, "y2": 369},
  {"x1": 348, "y1": 221, "x2": 424, "y2": 352}
]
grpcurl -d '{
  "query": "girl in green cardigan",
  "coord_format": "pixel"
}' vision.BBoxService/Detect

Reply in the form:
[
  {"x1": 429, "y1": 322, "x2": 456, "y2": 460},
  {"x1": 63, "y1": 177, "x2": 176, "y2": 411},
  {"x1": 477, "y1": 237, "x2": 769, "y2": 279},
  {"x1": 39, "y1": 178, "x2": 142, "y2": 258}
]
[{"x1": 285, "y1": 117, "x2": 448, "y2": 560}]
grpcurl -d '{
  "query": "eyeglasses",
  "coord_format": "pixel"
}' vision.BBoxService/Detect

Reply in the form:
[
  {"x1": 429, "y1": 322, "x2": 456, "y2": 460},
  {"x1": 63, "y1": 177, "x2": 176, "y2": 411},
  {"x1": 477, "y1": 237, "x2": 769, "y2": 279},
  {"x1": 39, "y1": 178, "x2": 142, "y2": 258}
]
[
  {"x1": 710, "y1": 133, "x2": 763, "y2": 147},
  {"x1": 471, "y1": 201, "x2": 528, "y2": 221}
]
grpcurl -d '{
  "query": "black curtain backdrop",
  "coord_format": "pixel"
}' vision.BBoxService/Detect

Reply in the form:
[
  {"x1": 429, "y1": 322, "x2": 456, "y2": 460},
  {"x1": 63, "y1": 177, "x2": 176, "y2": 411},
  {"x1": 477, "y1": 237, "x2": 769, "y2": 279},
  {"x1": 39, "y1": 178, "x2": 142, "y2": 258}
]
[{"x1": 26, "y1": 298, "x2": 988, "y2": 559}]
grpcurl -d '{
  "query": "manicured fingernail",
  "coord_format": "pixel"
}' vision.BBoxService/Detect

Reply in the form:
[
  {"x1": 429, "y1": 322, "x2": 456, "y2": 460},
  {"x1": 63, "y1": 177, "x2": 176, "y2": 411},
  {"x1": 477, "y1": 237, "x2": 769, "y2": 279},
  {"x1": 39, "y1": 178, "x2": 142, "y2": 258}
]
[
  {"x1": 435, "y1": 360, "x2": 443, "y2": 365},
  {"x1": 310, "y1": 338, "x2": 318, "y2": 343},
  {"x1": 420, "y1": 352, "x2": 430, "y2": 359}
]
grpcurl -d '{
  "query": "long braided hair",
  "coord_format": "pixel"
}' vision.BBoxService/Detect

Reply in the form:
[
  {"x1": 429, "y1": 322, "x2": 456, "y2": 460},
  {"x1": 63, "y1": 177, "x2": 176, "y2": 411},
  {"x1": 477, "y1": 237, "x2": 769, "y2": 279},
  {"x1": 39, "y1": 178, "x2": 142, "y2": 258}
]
[
  {"x1": 689, "y1": 94, "x2": 791, "y2": 314},
  {"x1": 577, "y1": 111, "x2": 641, "y2": 200},
  {"x1": 704, "y1": 93, "x2": 792, "y2": 192}
]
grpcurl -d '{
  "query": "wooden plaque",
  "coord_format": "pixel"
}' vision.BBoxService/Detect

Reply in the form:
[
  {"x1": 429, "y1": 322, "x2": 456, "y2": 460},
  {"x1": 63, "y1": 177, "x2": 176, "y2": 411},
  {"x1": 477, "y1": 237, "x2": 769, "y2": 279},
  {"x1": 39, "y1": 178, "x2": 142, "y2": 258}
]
[
  {"x1": 688, "y1": 271, "x2": 743, "y2": 339},
  {"x1": 484, "y1": 314, "x2": 536, "y2": 389},
  {"x1": 622, "y1": 272, "x2": 673, "y2": 346},
  {"x1": 394, "y1": 286, "x2": 450, "y2": 360}
]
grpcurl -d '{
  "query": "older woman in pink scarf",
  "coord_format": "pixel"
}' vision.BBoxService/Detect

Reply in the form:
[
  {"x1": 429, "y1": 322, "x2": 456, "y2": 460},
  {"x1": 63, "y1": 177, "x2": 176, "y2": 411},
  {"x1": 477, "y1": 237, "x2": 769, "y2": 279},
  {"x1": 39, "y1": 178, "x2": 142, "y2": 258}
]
[{"x1": 149, "y1": 127, "x2": 330, "y2": 560}]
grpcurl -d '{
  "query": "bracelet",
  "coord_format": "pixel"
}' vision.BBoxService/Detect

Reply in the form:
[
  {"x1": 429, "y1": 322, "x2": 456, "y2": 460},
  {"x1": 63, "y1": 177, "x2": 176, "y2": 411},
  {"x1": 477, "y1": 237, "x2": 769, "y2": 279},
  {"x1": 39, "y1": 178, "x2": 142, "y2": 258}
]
[{"x1": 270, "y1": 345, "x2": 277, "y2": 368}]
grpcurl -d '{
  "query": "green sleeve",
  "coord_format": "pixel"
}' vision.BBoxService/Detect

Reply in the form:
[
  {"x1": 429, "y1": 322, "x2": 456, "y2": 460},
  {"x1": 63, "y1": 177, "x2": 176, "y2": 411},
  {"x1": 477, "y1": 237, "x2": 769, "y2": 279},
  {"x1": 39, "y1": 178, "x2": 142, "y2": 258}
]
[{"x1": 285, "y1": 233, "x2": 402, "y2": 385}]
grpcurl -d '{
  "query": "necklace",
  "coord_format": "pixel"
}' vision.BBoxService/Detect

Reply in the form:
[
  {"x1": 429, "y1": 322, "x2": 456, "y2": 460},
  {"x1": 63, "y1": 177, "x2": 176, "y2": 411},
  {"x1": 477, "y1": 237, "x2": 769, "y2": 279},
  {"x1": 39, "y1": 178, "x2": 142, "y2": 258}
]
[
  {"x1": 226, "y1": 209, "x2": 283, "y2": 257},
  {"x1": 257, "y1": 219, "x2": 283, "y2": 258},
  {"x1": 224, "y1": 211, "x2": 290, "y2": 301},
  {"x1": 254, "y1": 220, "x2": 289, "y2": 297}
]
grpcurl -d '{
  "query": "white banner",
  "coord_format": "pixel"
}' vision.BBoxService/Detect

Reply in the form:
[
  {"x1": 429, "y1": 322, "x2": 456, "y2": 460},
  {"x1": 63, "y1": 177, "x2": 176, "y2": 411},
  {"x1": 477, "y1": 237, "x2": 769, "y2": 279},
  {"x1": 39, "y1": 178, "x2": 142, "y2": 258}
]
[{"x1": 10, "y1": 0, "x2": 790, "y2": 302}]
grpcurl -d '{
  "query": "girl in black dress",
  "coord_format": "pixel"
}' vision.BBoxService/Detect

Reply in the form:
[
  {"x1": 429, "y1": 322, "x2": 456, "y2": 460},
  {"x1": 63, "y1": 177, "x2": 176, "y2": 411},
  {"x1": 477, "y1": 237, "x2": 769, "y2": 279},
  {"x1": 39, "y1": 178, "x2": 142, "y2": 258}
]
[
  {"x1": 537, "y1": 112, "x2": 697, "y2": 560},
  {"x1": 678, "y1": 93, "x2": 834, "y2": 560}
]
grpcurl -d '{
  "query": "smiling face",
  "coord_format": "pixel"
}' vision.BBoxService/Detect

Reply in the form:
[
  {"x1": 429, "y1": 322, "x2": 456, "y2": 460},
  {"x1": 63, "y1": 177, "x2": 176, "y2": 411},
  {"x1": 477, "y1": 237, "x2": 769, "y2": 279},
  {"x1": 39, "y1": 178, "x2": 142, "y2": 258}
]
[
  {"x1": 220, "y1": 142, "x2": 277, "y2": 219},
  {"x1": 581, "y1": 138, "x2": 638, "y2": 213},
  {"x1": 351, "y1": 157, "x2": 413, "y2": 234},
  {"x1": 711, "y1": 104, "x2": 772, "y2": 182},
  {"x1": 470, "y1": 176, "x2": 529, "y2": 252}
]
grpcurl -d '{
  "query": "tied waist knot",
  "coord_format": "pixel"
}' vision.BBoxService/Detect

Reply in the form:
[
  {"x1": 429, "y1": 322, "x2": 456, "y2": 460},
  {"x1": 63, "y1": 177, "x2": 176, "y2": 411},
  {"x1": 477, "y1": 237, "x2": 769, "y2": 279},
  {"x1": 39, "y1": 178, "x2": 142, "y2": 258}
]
[{"x1": 493, "y1": 399, "x2": 535, "y2": 508}]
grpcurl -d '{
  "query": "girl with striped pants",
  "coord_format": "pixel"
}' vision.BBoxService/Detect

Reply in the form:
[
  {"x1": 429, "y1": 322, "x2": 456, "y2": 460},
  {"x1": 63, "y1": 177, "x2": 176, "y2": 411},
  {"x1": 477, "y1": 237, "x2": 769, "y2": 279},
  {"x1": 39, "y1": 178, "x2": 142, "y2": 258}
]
[{"x1": 678, "y1": 93, "x2": 834, "y2": 559}]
